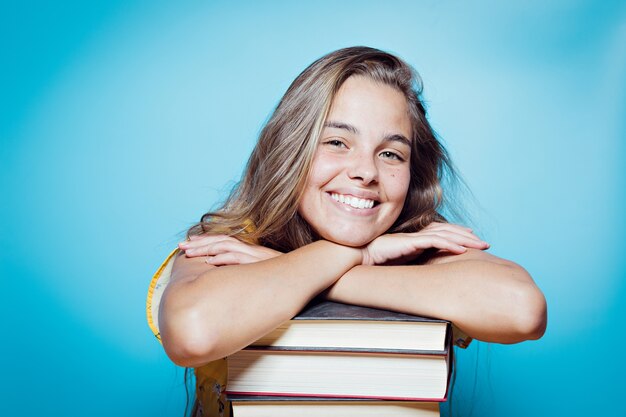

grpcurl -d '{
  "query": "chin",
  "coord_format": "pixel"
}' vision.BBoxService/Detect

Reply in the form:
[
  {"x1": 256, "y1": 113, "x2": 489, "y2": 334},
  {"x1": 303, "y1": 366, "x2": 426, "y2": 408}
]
[{"x1": 322, "y1": 232, "x2": 376, "y2": 248}]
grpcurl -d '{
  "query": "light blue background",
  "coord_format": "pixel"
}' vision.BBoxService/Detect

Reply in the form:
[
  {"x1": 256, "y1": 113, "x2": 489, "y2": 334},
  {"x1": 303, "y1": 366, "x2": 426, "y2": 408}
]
[{"x1": 1, "y1": 1, "x2": 625, "y2": 416}]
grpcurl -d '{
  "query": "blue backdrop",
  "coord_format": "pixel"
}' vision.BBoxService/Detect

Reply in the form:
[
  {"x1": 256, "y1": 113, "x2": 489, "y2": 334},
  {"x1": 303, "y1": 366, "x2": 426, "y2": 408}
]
[{"x1": 2, "y1": 1, "x2": 624, "y2": 416}]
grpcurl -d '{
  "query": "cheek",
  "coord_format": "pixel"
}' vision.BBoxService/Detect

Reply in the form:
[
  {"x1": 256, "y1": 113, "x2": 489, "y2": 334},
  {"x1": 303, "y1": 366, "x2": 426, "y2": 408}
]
[
  {"x1": 387, "y1": 168, "x2": 411, "y2": 202},
  {"x1": 306, "y1": 154, "x2": 342, "y2": 189}
]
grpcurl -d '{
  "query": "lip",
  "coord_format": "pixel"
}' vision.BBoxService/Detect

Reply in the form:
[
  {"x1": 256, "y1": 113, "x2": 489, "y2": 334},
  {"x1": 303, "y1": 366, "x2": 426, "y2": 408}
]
[
  {"x1": 326, "y1": 188, "x2": 380, "y2": 202},
  {"x1": 325, "y1": 192, "x2": 380, "y2": 215}
]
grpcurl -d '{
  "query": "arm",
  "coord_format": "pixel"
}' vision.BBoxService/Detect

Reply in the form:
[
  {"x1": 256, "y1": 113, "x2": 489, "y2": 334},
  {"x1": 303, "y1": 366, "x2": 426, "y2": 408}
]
[
  {"x1": 324, "y1": 248, "x2": 547, "y2": 344},
  {"x1": 159, "y1": 240, "x2": 362, "y2": 367},
  {"x1": 172, "y1": 223, "x2": 542, "y2": 355}
]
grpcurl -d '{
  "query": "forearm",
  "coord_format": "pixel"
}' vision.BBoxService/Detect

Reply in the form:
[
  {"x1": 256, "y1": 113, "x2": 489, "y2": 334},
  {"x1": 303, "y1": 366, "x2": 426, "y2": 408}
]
[
  {"x1": 324, "y1": 259, "x2": 547, "y2": 344},
  {"x1": 160, "y1": 240, "x2": 362, "y2": 366}
]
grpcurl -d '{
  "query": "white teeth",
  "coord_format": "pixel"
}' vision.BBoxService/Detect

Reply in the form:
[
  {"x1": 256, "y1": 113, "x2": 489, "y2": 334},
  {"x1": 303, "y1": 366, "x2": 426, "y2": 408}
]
[{"x1": 330, "y1": 193, "x2": 375, "y2": 209}]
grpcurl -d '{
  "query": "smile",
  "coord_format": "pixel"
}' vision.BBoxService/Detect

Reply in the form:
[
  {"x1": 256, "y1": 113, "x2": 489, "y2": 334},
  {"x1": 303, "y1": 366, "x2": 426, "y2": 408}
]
[{"x1": 330, "y1": 193, "x2": 376, "y2": 209}]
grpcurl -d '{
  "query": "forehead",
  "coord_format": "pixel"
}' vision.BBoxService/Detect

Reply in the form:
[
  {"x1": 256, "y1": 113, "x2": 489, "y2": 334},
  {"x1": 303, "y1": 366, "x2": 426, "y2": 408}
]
[{"x1": 327, "y1": 76, "x2": 412, "y2": 138}]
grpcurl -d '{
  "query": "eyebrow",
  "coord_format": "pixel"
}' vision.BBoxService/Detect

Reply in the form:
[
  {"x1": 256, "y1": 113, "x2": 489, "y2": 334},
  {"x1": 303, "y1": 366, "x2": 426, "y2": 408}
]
[
  {"x1": 385, "y1": 134, "x2": 411, "y2": 148},
  {"x1": 323, "y1": 120, "x2": 411, "y2": 147},
  {"x1": 324, "y1": 121, "x2": 358, "y2": 134}
]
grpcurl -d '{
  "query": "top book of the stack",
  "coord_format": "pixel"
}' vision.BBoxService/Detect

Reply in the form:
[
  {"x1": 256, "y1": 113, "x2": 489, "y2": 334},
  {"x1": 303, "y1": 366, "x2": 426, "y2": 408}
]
[{"x1": 250, "y1": 300, "x2": 449, "y2": 353}]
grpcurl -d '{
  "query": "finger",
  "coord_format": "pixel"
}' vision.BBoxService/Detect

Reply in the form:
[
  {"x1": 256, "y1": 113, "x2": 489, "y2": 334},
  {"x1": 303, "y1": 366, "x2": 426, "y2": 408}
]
[
  {"x1": 404, "y1": 231, "x2": 485, "y2": 253},
  {"x1": 423, "y1": 222, "x2": 473, "y2": 232},
  {"x1": 205, "y1": 252, "x2": 260, "y2": 266},
  {"x1": 419, "y1": 224, "x2": 487, "y2": 245},
  {"x1": 179, "y1": 234, "x2": 236, "y2": 249},
  {"x1": 184, "y1": 239, "x2": 250, "y2": 257},
  {"x1": 187, "y1": 233, "x2": 235, "y2": 240},
  {"x1": 414, "y1": 236, "x2": 468, "y2": 254},
  {"x1": 434, "y1": 229, "x2": 487, "y2": 245},
  {"x1": 420, "y1": 230, "x2": 489, "y2": 249},
  {"x1": 423, "y1": 222, "x2": 474, "y2": 235},
  {"x1": 186, "y1": 234, "x2": 236, "y2": 244},
  {"x1": 424, "y1": 223, "x2": 476, "y2": 237}
]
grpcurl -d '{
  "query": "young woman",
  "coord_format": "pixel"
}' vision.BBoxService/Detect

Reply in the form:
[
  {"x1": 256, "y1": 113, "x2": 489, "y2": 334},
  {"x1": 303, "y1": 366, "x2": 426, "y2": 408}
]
[{"x1": 147, "y1": 46, "x2": 547, "y2": 417}]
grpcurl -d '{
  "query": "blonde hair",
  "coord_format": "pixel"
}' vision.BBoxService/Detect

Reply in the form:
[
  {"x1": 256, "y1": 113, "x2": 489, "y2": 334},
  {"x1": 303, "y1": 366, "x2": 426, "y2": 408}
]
[{"x1": 189, "y1": 46, "x2": 460, "y2": 251}]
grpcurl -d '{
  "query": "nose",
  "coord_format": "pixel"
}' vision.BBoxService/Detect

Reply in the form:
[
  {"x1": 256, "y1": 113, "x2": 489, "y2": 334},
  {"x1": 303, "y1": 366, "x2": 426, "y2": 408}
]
[{"x1": 347, "y1": 153, "x2": 378, "y2": 185}]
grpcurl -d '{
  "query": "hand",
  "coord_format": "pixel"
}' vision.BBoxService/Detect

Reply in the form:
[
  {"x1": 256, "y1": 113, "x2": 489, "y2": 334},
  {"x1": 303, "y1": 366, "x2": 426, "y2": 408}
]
[
  {"x1": 178, "y1": 234, "x2": 283, "y2": 266},
  {"x1": 361, "y1": 222, "x2": 489, "y2": 266}
]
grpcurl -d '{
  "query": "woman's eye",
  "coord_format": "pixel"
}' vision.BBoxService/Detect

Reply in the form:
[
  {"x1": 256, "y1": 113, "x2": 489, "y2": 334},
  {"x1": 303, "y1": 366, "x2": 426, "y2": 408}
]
[
  {"x1": 324, "y1": 139, "x2": 347, "y2": 148},
  {"x1": 380, "y1": 151, "x2": 403, "y2": 161}
]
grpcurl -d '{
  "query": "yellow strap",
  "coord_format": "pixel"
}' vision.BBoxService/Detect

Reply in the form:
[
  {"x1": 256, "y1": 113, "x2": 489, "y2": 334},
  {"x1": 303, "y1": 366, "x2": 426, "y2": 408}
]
[{"x1": 146, "y1": 248, "x2": 179, "y2": 343}]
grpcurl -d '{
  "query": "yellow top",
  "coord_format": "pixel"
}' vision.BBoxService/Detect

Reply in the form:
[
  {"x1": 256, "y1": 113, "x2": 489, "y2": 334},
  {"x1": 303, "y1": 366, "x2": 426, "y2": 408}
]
[{"x1": 147, "y1": 249, "x2": 231, "y2": 417}]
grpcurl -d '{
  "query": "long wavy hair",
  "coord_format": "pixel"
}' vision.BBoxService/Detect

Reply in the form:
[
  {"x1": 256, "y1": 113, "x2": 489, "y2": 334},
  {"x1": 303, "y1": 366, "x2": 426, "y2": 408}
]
[{"x1": 188, "y1": 46, "x2": 460, "y2": 251}]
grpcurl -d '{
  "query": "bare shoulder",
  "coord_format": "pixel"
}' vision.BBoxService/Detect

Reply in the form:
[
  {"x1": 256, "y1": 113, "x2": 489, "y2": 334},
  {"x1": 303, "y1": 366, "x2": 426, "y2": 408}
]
[
  {"x1": 422, "y1": 249, "x2": 541, "y2": 291},
  {"x1": 170, "y1": 250, "x2": 217, "y2": 285}
]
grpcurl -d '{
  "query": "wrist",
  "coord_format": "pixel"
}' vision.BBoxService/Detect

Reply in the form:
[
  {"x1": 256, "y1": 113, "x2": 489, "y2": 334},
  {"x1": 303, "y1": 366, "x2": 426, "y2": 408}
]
[
  {"x1": 315, "y1": 239, "x2": 364, "y2": 267},
  {"x1": 360, "y1": 247, "x2": 374, "y2": 266}
]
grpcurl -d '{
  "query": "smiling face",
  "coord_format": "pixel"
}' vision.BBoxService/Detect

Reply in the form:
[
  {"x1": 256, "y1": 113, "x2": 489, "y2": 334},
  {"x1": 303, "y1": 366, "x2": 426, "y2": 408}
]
[{"x1": 298, "y1": 75, "x2": 412, "y2": 247}]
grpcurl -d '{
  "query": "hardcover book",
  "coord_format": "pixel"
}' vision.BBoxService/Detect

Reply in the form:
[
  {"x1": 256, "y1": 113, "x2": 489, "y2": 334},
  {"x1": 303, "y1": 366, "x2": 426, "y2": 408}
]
[
  {"x1": 226, "y1": 300, "x2": 452, "y2": 402},
  {"x1": 228, "y1": 395, "x2": 440, "y2": 417},
  {"x1": 250, "y1": 300, "x2": 450, "y2": 352},
  {"x1": 226, "y1": 348, "x2": 450, "y2": 401}
]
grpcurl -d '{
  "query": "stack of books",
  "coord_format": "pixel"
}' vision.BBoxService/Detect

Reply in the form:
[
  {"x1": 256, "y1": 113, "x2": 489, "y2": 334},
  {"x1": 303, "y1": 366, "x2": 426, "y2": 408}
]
[{"x1": 226, "y1": 300, "x2": 452, "y2": 416}]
